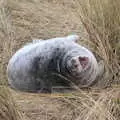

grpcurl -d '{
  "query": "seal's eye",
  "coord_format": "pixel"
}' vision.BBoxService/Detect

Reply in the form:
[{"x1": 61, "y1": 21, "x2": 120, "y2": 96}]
[{"x1": 74, "y1": 64, "x2": 78, "y2": 68}]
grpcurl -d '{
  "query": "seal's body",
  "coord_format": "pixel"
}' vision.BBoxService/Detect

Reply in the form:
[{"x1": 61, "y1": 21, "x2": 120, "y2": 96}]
[{"x1": 7, "y1": 35, "x2": 99, "y2": 93}]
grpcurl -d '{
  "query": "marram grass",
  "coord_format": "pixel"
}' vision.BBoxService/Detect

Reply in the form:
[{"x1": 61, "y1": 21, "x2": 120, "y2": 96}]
[
  {"x1": 74, "y1": 0, "x2": 120, "y2": 86},
  {"x1": 0, "y1": 0, "x2": 119, "y2": 120},
  {"x1": 0, "y1": 87, "x2": 23, "y2": 120}
]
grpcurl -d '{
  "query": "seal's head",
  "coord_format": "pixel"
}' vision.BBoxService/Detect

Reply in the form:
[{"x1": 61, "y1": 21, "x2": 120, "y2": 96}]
[{"x1": 67, "y1": 56, "x2": 89, "y2": 77}]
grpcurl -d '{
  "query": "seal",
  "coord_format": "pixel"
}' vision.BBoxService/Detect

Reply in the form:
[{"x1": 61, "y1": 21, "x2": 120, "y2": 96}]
[{"x1": 7, "y1": 35, "x2": 99, "y2": 93}]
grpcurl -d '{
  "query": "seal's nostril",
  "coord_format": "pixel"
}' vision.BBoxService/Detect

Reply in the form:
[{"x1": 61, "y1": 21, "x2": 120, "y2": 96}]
[{"x1": 74, "y1": 64, "x2": 78, "y2": 68}]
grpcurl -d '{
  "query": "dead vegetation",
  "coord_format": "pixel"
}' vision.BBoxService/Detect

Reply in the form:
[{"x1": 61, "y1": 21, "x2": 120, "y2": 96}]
[
  {"x1": 73, "y1": 0, "x2": 120, "y2": 86},
  {"x1": 0, "y1": 87, "x2": 25, "y2": 120},
  {"x1": 0, "y1": 0, "x2": 120, "y2": 120},
  {"x1": 10, "y1": 88, "x2": 120, "y2": 120}
]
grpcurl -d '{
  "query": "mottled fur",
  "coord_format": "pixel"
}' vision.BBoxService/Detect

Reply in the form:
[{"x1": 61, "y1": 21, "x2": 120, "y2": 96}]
[{"x1": 7, "y1": 35, "x2": 99, "y2": 93}]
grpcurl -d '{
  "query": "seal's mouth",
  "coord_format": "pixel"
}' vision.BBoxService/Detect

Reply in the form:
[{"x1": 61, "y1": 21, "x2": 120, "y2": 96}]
[{"x1": 79, "y1": 56, "x2": 89, "y2": 69}]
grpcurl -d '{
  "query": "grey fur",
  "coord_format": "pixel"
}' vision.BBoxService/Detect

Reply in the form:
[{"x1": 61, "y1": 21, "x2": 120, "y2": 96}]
[
  {"x1": 7, "y1": 35, "x2": 99, "y2": 93},
  {"x1": 32, "y1": 39, "x2": 44, "y2": 43}
]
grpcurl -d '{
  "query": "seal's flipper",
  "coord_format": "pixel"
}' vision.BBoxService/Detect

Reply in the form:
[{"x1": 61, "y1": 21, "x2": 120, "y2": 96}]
[{"x1": 66, "y1": 35, "x2": 79, "y2": 42}]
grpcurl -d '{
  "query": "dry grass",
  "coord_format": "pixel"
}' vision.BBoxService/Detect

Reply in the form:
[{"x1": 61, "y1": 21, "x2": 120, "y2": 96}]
[
  {"x1": 73, "y1": 0, "x2": 120, "y2": 86},
  {"x1": 0, "y1": 0, "x2": 16, "y2": 85},
  {"x1": 0, "y1": 1, "x2": 23, "y2": 119},
  {"x1": 0, "y1": 87, "x2": 25, "y2": 120},
  {"x1": 0, "y1": 0, "x2": 120, "y2": 120},
  {"x1": 10, "y1": 88, "x2": 120, "y2": 120}
]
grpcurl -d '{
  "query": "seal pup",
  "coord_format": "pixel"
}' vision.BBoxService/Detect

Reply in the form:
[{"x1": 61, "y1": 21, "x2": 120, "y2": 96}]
[{"x1": 7, "y1": 35, "x2": 100, "y2": 93}]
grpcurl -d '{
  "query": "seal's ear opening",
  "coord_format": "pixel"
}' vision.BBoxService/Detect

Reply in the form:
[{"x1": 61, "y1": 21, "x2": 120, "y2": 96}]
[{"x1": 79, "y1": 56, "x2": 89, "y2": 68}]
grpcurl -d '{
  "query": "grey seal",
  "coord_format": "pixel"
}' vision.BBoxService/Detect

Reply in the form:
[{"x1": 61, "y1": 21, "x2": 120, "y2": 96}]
[{"x1": 7, "y1": 35, "x2": 100, "y2": 93}]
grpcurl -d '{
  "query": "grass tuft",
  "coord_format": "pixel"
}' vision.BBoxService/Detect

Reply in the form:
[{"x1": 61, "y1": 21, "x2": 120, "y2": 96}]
[
  {"x1": 74, "y1": 0, "x2": 120, "y2": 86},
  {"x1": 0, "y1": 87, "x2": 24, "y2": 120}
]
